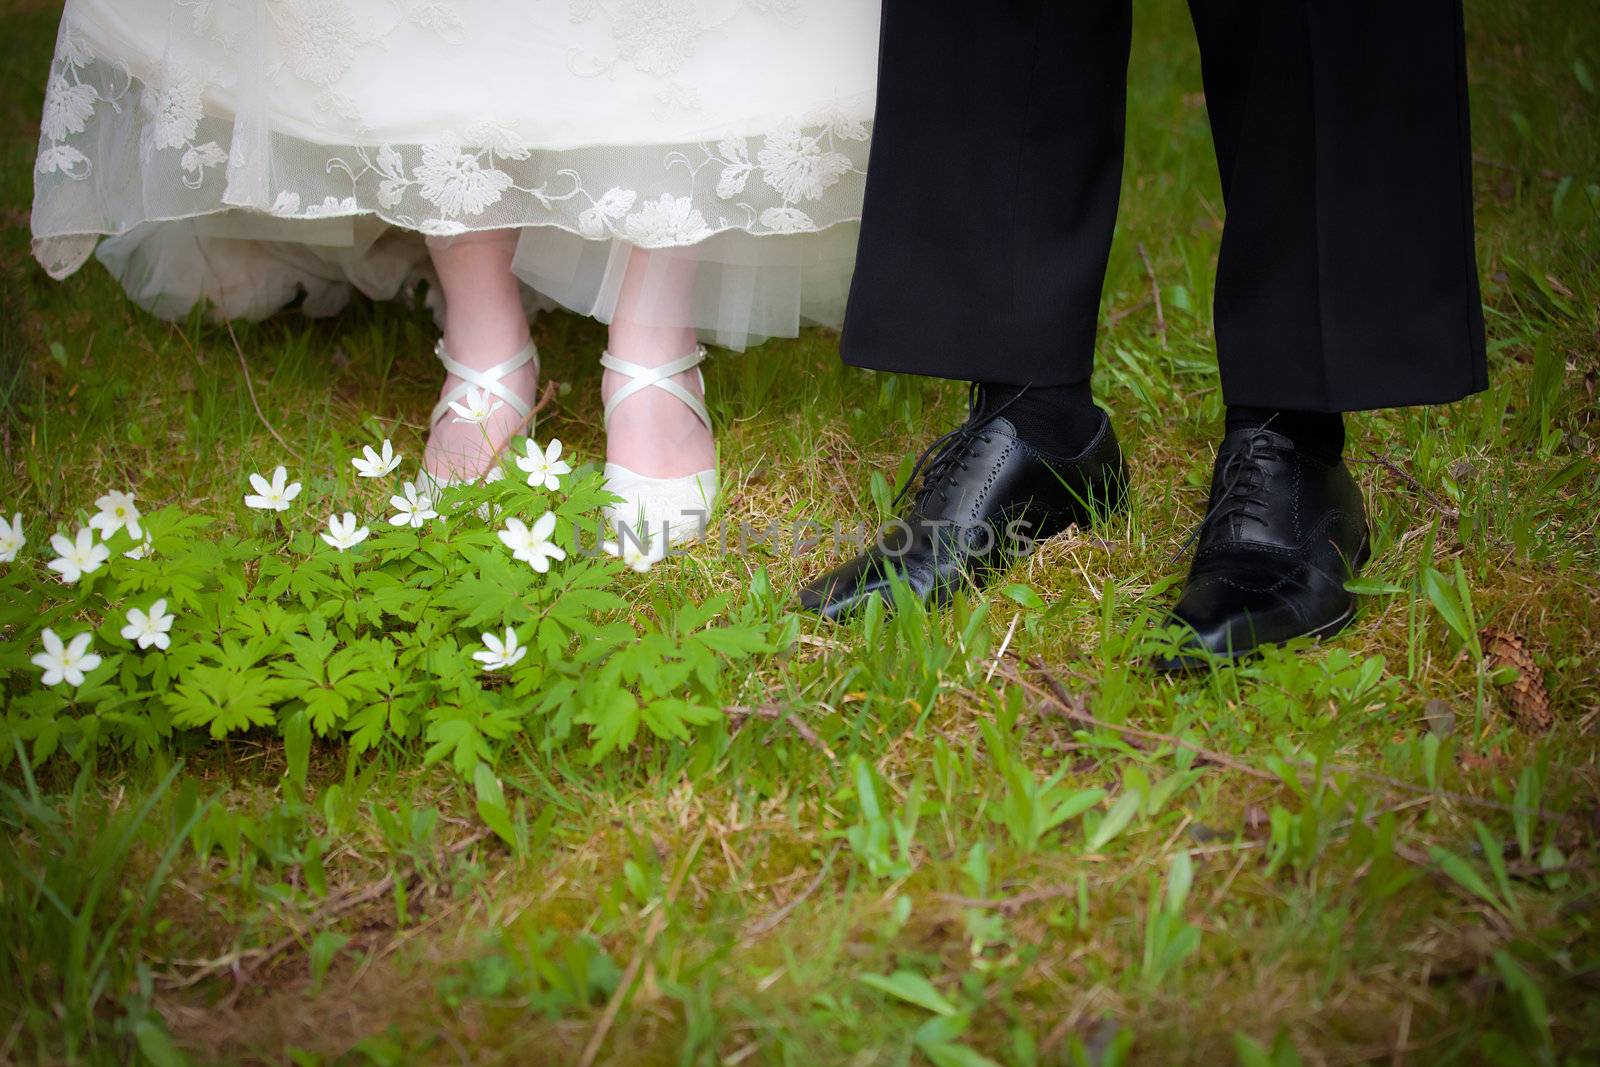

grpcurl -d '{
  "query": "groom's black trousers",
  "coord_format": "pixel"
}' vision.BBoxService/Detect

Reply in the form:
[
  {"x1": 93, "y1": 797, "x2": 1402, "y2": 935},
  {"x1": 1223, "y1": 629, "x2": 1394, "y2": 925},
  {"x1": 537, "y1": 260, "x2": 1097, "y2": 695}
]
[{"x1": 839, "y1": 0, "x2": 1488, "y2": 412}]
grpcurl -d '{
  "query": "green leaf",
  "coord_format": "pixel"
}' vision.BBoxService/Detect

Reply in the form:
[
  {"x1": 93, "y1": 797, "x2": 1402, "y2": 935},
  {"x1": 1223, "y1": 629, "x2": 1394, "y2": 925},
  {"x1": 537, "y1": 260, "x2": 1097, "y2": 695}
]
[
  {"x1": 1086, "y1": 790, "x2": 1142, "y2": 853},
  {"x1": 1473, "y1": 821, "x2": 1522, "y2": 923},
  {"x1": 309, "y1": 930, "x2": 351, "y2": 992},
  {"x1": 1502, "y1": 255, "x2": 1578, "y2": 320},
  {"x1": 1044, "y1": 788, "x2": 1105, "y2": 833},
  {"x1": 1492, "y1": 950, "x2": 1552, "y2": 1047},
  {"x1": 852, "y1": 755, "x2": 882, "y2": 822},
  {"x1": 1232, "y1": 1033, "x2": 1272, "y2": 1067},
  {"x1": 473, "y1": 761, "x2": 516, "y2": 848},
  {"x1": 962, "y1": 843, "x2": 990, "y2": 898},
  {"x1": 1553, "y1": 174, "x2": 1575, "y2": 221},
  {"x1": 282, "y1": 709, "x2": 310, "y2": 789},
  {"x1": 696, "y1": 625, "x2": 777, "y2": 657},
  {"x1": 1428, "y1": 846, "x2": 1508, "y2": 917},
  {"x1": 640, "y1": 697, "x2": 721, "y2": 742},
  {"x1": 999, "y1": 583, "x2": 1046, "y2": 611},
  {"x1": 1343, "y1": 576, "x2": 1406, "y2": 595},
  {"x1": 920, "y1": 1042, "x2": 1001, "y2": 1067},
  {"x1": 859, "y1": 970, "x2": 958, "y2": 1016},
  {"x1": 424, "y1": 716, "x2": 493, "y2": 775},
  {"x1": 1452, "y1": 561, "x2": 1478, "y2": 634},
  {"x1": 1165, "y1": 850, "x2": 1194, "y2": 912},
  {"x1": 165, "y1": 665, "x2": 292, "y2": 737},
  {"x1": 1420, "y1": 567, "x2": 1473, "y2": 649},
  {"x1": 1576, "y1": 57, "x2": 1596, "y2": 93},
  {"x1": 576, "y1": 688, "x2": 643, "y2": 763},
  {"x1": 1232, "y1": 1031, "x2": 1302, "y2": 1067},
  {"x1": 134, "y1": 1018, "x2": 191, "y2": 1067}
]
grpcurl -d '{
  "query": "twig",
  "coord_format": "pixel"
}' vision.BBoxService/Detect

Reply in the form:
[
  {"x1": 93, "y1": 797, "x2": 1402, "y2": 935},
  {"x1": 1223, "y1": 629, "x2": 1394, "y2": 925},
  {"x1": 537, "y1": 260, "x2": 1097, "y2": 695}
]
[
  {"x1": 1020, "y1": 659, "x2": 1157, "y2": 757},
  {"x1": 725, "y1": 704, "x2": 838, "y2": 764},
  {"x1": 224, "y1": 316, "x2": 303, "y2": 463},
  {"x1": 935, "y1": 883, "x2": 1077, "y2": 913},
  {"x1": 1391, "y1": 962, "x2": 1424, "y2": 1067},
  {"x1": 986, "y1": 612, "x2": 1022, "y2": 684},
  {"x1": 580, "y1": 911, "x2": 664, "y2": 1067},
  {"x1": 529, "y1": 379, "x2": 560, "y2": 420},
  {"x1": 159, "y1": 827, "x2": 492, "y2": 995},
  {"x1": 578, "y1": 827, "x2": 707, "y2": 1067},
  {"x1": 1009, "y1": 657, "x2": 1524, "y2": 816},
  {"x1": 797, "y1": 634, "x2": 846, "y2": 652},
  {"x1": 1137, "y1": 242, "x2": 1168, "y2": 349},
  {"x1": 1104, "y1": 296, "x2": 1153, "y2": 329},
  {"x1": 486, "y1": 380, "x2": 558, "y2": 449},
  {"x1": 1357, "y1": 450, "x2": 1460, "y2": 525},
  {"x1": 938, "y1": 797, "x2": 1455, "y2": 915},
  {"x1": 743, "y1": 844, "x2": 841, "y2": 940},
  {"x1": 1471, "y1": 154, "x2": 1565, "y2": 182}
]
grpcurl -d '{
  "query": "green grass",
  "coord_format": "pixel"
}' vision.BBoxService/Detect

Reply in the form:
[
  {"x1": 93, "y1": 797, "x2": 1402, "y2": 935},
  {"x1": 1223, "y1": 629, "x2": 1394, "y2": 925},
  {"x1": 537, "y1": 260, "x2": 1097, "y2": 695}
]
[{"x1": 3, "y1": 0, "x2": 1600, "y2": 1064}]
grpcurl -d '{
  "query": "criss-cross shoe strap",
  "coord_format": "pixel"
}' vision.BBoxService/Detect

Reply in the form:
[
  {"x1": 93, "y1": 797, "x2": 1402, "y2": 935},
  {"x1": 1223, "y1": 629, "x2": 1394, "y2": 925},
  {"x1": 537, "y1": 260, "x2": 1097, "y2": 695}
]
[
  {"x1": 429, "y1": 339, "x2": 539, "y2": 428},
  {"x1": 599, "y1": 347, "x2": 711, "y2": 434}
]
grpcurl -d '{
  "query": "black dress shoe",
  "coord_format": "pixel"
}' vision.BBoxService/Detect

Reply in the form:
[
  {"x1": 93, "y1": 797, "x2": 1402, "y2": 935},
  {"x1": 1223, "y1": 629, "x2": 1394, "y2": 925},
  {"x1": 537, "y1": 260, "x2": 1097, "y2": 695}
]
[
  {"x1": 798, "y1": 396, "x2": 1126, "y2": 620},
  {"x1": 1156, "y1": 427, "x2": 1370, "y2": 669}
]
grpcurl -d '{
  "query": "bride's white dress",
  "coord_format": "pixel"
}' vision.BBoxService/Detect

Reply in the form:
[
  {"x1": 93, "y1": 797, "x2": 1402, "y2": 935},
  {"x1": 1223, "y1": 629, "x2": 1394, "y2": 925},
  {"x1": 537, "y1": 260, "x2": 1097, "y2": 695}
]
[{"x1": 30, "y1": 0, "x2": 879, "y2": 348}]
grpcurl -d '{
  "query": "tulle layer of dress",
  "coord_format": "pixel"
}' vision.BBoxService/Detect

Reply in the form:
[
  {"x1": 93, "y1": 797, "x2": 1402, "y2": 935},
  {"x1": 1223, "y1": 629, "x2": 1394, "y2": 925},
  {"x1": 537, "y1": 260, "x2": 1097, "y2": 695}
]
[{"x1": 31, "y1": 0, "x2": 879, "y2": 349}]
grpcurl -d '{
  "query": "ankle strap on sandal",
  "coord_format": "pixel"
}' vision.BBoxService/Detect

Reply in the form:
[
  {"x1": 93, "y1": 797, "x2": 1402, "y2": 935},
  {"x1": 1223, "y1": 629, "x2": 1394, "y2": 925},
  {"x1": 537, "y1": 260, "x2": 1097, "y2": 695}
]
[
  {"x1": 429, "y1": 339, "x2": 539, "y2": 428},
  {"x1": 599, "y1": 346, "x2": 711, "y2": 434}
]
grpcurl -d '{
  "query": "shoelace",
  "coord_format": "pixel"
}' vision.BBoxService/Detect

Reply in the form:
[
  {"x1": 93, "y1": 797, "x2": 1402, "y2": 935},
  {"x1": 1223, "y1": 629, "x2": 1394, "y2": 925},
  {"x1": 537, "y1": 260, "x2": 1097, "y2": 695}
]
[
  {"x1": 1170, "y1": 424, "x2": 1286, "y2": 562},
  {"x1": 890, "y1": 383, "x2": 1028, "y2": 511}
]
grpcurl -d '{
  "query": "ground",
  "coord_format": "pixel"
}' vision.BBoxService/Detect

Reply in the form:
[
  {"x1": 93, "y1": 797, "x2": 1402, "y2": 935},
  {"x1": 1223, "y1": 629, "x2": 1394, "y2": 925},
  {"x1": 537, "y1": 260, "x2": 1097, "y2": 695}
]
[{"x1": 2, "y1": 0, "x2": 1599, "y2": 1064}]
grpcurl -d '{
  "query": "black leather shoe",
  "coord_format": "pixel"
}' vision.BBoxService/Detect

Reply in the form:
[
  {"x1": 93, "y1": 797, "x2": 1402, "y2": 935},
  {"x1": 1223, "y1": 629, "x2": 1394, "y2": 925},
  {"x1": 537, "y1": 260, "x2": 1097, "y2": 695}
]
[
  {"x1": 1155, "y1": 427, "x2": 1370, "y2": 670},
  {"x1": 798, "y1": 395, "x2": 1126, "y2": 620}
]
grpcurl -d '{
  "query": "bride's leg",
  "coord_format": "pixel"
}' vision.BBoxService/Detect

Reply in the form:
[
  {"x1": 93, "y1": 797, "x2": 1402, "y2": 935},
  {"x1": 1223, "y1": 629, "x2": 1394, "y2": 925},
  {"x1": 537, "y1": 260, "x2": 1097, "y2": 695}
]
[
  {"x1": 424, "y1": 230, "x2": 537, "y2": 482},
  {"x1": 602, "y1": 247, "x2": 717, "y2": 478}
]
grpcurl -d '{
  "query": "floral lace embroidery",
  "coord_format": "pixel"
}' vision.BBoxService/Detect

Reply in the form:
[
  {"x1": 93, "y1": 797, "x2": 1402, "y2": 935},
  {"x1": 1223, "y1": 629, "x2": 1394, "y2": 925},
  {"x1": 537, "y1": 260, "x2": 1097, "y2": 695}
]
[
  {"x1": 310, "y1": 105, "x2": 868, "y2": 242},
  {"x1": 35, "y1": 1, "x2": 872, "y2": 253},
  {"x1": 270, "y1": 0, "x2": 363, "y2": 87},
  {"x1": 36, "y1": 18, "x2": 122, "y2": 179}
]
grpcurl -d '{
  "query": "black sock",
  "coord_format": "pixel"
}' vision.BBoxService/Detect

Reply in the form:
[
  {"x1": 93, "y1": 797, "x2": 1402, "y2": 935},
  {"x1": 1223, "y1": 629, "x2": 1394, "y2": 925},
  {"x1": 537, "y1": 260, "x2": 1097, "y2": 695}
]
[
  {"x1": 1225, "y1": 405, "x2": 1346, "y2": 464},
  {"x1": 974, "y1": 380, "x2": 1101, "y2": 458}
]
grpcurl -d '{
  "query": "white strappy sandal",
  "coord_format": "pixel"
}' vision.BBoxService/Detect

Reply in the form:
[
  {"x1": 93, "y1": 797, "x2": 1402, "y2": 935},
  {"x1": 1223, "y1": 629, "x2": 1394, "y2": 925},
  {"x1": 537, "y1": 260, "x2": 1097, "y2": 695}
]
[
  {"x1": 422, "y1": 337, "x2": 540, "y2": 493},
  {"x1": 600, "y1": 346, "x2": 719, "y2": 561}
]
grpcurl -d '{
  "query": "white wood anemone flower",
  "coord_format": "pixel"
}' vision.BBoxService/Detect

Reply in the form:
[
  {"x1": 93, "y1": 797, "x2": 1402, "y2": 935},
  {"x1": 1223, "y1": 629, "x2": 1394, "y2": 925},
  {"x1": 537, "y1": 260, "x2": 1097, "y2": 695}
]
[
  {"x1": 90, "y1": 490, "x2": 142, "y2": 540},
  {"x1": 447, "y1": 386, "x2": 505, "y2": 425},
  {"x1": 472, "y1": 627, "x2": 528, "y2": 672},
  {"x1": 516, "y1": 438, "x2": 573, "y2": 491},
  {"x1": 604, "y1": 535, "x2": 666, "y2": 573},
  {"x1": 497, "y1": 512, "x2": 566, "y2": 573},
  {"x1": 31, "y1": 627, "x2": 102, "y2": 687},
  {"x1": 321, "y1": 512, "x2": 372, "y2": 551},
  {"x1": 388, "y1": 482, "x2": 438, "y2": 528},
  {"x1": 245, "y1": 466, "x2": 303, "y2": 512},
  {"x1": 0, "y1": 511, "x2": 24, "y2": 563},
  {"x1": 47, "y1": 526, "x2": 110, "y2": 583},
  {"x1": 121, "y1": 598, "x2": 176, "y2": 651},
  {"x1": 124, "y1": 531, "x2": 154, "y2": 559},
  {"x1": 352, "y1": 439, "x2": 402, "y2": 478}
]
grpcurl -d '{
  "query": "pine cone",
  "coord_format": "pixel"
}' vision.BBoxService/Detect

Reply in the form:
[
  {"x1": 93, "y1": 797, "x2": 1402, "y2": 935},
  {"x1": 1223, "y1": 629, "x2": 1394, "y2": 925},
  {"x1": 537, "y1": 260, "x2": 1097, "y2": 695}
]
[{"x1": 1483, "y1": 628, "x2": 1554, "y2": 732}]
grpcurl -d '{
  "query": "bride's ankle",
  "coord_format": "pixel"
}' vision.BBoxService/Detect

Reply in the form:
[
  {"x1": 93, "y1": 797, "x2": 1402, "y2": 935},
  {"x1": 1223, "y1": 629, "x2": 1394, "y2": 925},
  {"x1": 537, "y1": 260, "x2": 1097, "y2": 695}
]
[
  {"x1": 603, "y1": 387, "x2": 715, "y2": 479},
  {"x1": 442, "y1": 325, "x2": 532, "y2": 369},
  {"x1": 423, "y1": 335, "x2": 539, "y2": 482}
]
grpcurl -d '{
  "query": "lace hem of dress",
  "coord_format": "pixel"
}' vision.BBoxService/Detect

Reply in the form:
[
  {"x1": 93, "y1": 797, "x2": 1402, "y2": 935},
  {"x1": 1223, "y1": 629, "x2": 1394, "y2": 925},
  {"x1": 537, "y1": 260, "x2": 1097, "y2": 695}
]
[{"x1": 33, "y1": 52, "x2": 872, "y2": 280}]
